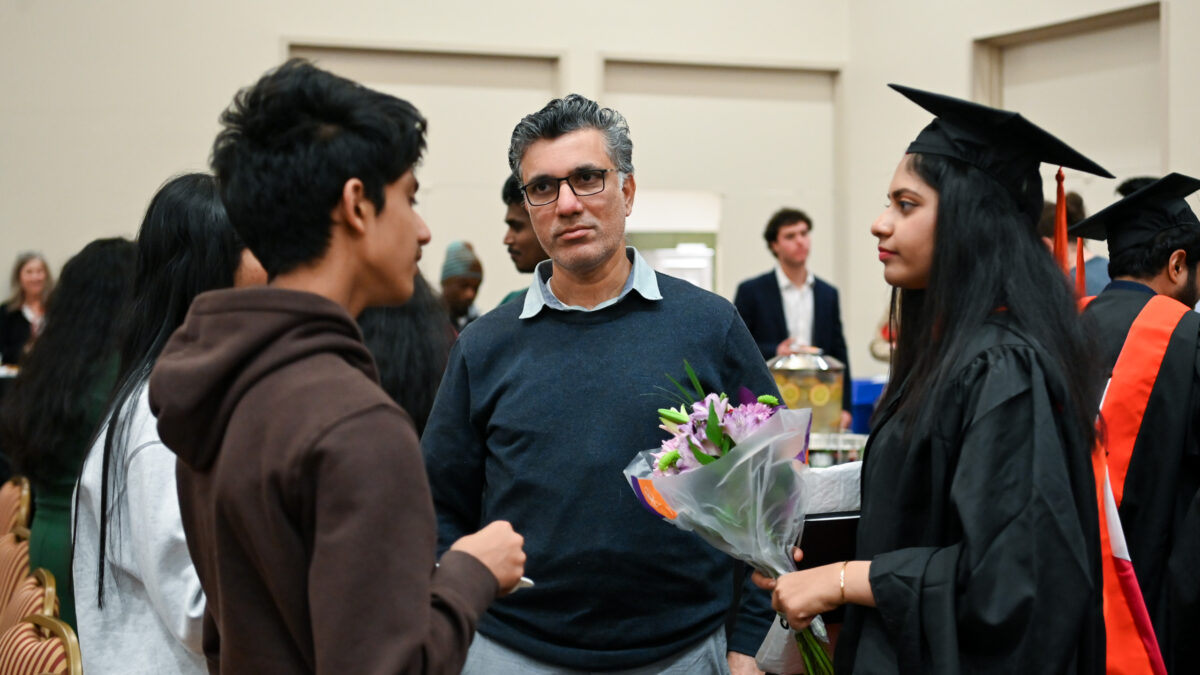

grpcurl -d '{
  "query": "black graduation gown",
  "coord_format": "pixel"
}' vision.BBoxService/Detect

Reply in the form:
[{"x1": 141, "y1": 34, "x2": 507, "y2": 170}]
[
  {"x1": 836, "y1": 315, "x2": 1104, "y2": 674},
  {"x1": 1083, "y1": 283, "x2": 1200, "y2": 673}
]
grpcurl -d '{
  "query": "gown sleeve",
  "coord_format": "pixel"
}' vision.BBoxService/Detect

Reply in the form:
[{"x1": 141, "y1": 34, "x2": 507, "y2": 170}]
[{"x1": 866, "y1": 345, "x2": 1098, "y2": 673}]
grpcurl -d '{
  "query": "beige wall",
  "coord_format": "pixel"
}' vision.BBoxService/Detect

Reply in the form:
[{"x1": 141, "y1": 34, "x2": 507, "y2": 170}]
[{"x1": 3, "y1": 0, "x2": 1197, "y2": 379}]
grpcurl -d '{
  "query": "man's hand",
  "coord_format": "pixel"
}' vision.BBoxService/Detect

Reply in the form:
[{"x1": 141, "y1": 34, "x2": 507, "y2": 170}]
[
  {"x1": 775, "y1": 337, "x2": 801, "y2": 357},
  {"x1": 450, "y1": 521, "x2": 526, "y2": 595},
  {"x1": 727, "y1": 651, "x2": 764, "y2": 675}
]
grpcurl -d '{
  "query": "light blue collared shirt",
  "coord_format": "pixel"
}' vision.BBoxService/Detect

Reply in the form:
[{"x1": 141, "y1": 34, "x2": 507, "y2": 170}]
[{"x1": 519, "y1": 247, "x2": 662, "y2": 319}]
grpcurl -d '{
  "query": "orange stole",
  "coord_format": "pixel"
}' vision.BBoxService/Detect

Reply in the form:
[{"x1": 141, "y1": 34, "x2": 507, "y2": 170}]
[{"x1": 1090, "y1": 295, "x2": 1185, "y2": 675}]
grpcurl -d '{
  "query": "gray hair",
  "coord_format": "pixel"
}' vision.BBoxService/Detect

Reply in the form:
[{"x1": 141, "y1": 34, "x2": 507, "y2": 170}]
[
  {"x1": 508, "y1": 94, "x2": 634, "y2": 182},
  {"x1": 6, "y1": 251, "x2": 53, "y2": 311}
]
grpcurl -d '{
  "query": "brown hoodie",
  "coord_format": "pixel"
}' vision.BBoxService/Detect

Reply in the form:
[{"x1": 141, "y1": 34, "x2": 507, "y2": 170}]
[{"x1": 149, "y1": 286, "x2": 496, "y2": 674}]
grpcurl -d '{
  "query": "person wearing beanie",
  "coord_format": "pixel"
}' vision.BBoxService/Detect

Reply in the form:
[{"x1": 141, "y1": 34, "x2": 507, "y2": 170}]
[{"x1": 441, "y1": 240, "x2": 483, "y2": 331}]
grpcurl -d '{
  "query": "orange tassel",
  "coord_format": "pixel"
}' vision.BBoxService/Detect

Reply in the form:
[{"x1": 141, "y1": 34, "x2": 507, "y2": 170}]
[
  {"x1": 1053, "y1": 168, "x2": 1069, "y2": 273},
  {"x1": 1075, "y1": 237, "x2": 1087, "y2": 297}
]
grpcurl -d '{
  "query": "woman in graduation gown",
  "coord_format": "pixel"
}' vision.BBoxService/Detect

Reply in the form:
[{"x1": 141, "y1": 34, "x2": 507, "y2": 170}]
[{"x1": 755, "y1": 86, "x2": 1109, "y2": 674}]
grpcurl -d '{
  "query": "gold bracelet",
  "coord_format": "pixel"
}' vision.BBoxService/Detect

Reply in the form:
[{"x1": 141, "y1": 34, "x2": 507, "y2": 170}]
[{"x1": 840, "y1": 560, "x2": 849, "y2": 604}]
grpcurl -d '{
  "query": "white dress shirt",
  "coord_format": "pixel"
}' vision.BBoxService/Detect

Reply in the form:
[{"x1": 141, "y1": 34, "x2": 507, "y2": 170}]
[{"x1": 775, "y1": 265, "x2": 814, "y2": 347}]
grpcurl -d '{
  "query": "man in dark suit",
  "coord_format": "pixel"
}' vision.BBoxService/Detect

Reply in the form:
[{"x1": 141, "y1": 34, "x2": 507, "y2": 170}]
[{"x1": 734, "y1": 207, "x2": 851, "y2": 429}]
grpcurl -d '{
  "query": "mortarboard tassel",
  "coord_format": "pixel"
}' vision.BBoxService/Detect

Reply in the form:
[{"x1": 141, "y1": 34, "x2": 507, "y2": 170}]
[
  {"x1": 1075, "y1": 233, "x2": 1087, "y2": 297},
  {"x1": 1053, "y1": 168, "x2": 1069, "y2": 273}
]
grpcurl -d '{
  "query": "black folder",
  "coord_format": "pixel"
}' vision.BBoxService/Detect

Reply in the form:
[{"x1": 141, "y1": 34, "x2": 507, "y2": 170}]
[
  {"x1": 797, "y1": 511, "x2": 859, "y2": 569},
  {"x1": 797, "y1": 511, "x2": 860, "y2": 626}
]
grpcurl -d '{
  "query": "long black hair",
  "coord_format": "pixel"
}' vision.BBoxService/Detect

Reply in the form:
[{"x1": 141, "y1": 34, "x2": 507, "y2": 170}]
[
  {"x1": 885, "y1": 153, "x2": 1101, "y2": 449},
  {"x1": 89, "y1": 173, "x2": 243, "y2": 606},
  {"x1": 1, "y1": 238, "x2": 136, "y2": 485},
  {"x1": 358, "y1": 274, "x2": 455, "y2": 436}
]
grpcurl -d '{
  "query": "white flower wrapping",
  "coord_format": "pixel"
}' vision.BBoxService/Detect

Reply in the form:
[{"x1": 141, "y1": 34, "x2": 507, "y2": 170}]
[{"x1": 623, "y1": 407, "x2": 827, "y2": 673}]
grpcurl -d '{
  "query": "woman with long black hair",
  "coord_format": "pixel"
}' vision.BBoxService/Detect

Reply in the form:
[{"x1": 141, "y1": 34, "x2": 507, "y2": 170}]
[
  {"x1": 72, "y1": 173, "x2": 264, "y2": 674},
  {"x1": 755, "y1": 87, "x2": 1110, "y2": 673},
  {"x1": 0, "y1": 237, "x2": 136, "y2": 628}
]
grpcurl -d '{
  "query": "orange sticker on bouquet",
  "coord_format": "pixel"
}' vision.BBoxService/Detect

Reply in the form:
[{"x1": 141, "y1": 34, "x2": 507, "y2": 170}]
[{"x1": 638, "y1": 479, "x2": 678, "y2": 519}]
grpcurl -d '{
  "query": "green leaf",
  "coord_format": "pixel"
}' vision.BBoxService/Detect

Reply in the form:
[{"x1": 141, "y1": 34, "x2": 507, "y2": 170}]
[
  {"x1": 657, "y1": 407, "x2": 689, "y2": 424},
  {"x1": 705, "y1": 401, "x2": 725, "y2": 454},
  {"x1": 684, "y1": 360, "x2": 705, "y2": 400},
  {"x1": 757, "y1": 394, "x2": 780, "y2": 406},
  {"x1": 688, "y1": 438, "x2": 716, "y2": 465},
  {"x1": 664, "y1": 373, "x2": 694, "y2": 404},
  {"x1": 656, "y1": 449, "x2": 681, "y2": 472}
]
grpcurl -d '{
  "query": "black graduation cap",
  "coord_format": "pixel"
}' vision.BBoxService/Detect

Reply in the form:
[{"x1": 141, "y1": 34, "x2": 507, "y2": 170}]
[
  {"x1": 1069, "y1": 172, "x2": 1200, "y2": 255},
  {"x1": 890, "y1": 84, "x2": 1114, "y2": 224}
]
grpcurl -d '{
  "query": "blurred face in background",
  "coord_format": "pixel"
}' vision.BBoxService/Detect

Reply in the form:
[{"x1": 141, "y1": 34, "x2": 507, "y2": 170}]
[
  {"x1": 504, "y1": 203, "x2": 549, "y2": 273},
  {"x1": 441, "y1": 272, "x2": 481, "y2": 318},
  {"x1": 769, "y1": 220, "x2": 811, "y2": 269},
  {"x1": 19, "y1": 258, "x2": 48, "y2": 302}
]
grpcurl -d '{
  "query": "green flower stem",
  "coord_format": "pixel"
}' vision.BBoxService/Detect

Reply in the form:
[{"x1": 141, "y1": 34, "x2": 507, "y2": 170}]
[{"x1": 795, "y1": 626, "x2": 834, "y2": 674}]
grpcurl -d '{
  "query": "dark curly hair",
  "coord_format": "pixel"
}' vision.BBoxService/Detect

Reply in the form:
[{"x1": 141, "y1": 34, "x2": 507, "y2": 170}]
[
  {"x1": 502, "y1": 174, "x2": 524, "y2": 207},
  {"x1": 762, "y1": 208, "x2": 812, "y2": 253},
  {"x1": 211, "y1": 58, "x2": 427, "y2": 277},
  {"x1": 1108, "y1": 225, "x2": 1200, "y2": 280}
]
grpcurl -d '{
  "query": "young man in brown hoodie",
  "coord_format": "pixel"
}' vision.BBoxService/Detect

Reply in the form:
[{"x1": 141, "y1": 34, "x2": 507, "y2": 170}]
[{"x1": 148, "y1": 59, "x2": 526, "y2": 674}]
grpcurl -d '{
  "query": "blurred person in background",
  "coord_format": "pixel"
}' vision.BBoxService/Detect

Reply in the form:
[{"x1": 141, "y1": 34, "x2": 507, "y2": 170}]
[
  {"x1": 1, "y1": 252, "x2": 54, "y2": 364},
  {"x1": 0, "y1": 237, "x2": 136, "y2": 629},
  {"x1": 1037, "y1": 192, "x2": 1109, "y2": 296},
  {"x1": 1119, "y1": 176, "x2": 1158, "y2": 198},
  {"x1": 72, "y1": 173, "x2": 265, "y2": 674},
  {"x1": 359, "y1": 273, "x2": 456, "y2": 437},
  {"x1": 441, "y1": 240, "x2": 484, "y2": 330},
  {"x1": 734, "y1": 208, "x2": 852, "y2": 428},
  {"x1": 498, "y1": 174, "x2": 549, "y2": 306}
]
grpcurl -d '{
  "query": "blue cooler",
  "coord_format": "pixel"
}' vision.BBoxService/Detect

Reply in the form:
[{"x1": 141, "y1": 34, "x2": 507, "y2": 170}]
[{"x1": 850, "y1": 375, "x2": 888, "y2": 434}]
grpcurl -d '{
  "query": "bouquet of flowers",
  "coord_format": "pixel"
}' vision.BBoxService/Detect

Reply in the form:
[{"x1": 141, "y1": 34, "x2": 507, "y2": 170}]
[{"x1": 622, "y1": 363, "x2": 833, "y2": 675}]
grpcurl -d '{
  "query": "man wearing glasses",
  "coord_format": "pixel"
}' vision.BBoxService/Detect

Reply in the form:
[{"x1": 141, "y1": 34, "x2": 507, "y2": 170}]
[{"x1": 423, "y1": 94, "x2": 777, "y2": 674}]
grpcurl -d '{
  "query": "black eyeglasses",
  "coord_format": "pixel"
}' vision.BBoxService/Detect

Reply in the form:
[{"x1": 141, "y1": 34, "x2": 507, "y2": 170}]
[{"x1": 521, "y1": 169, "x2": 615, "y2": 206}]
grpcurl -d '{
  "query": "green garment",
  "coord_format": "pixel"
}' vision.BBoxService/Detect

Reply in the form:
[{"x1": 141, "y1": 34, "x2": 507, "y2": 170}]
[
  {"x1": 498, "y1": 288, "x2": 526, "y2": 308},
  {"x1": 28, "y1": 481, "x2": 76, "y2": 627},
  {"x1": 28, "y1": 356, "x2": 117, "y2": 630}
]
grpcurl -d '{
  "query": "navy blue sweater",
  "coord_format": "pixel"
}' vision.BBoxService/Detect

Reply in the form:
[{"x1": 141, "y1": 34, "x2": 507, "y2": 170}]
[{"x1": 422, "y1": 273, "x2": 778, "y2": 669}]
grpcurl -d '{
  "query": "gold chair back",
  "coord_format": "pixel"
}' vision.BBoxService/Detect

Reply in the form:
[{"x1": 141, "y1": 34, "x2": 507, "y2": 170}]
[
  {"x1": 0, "y1": 615, "x2": 81, "y2": 675},
  {"x1": 0, "y1": 536, "x2": 29, "y2": 618},
  {"x1": 0, "y1": 480, "x2": 30, "y2": 537},
  {"x1": 0, "y1": 570, "x2": 57, "y2": 634}
]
